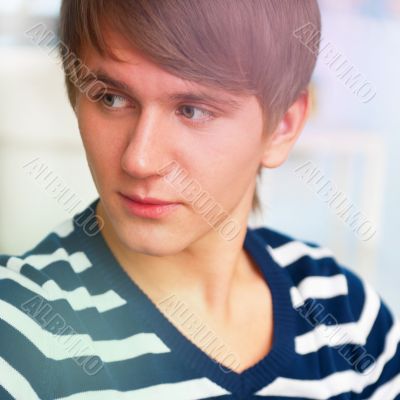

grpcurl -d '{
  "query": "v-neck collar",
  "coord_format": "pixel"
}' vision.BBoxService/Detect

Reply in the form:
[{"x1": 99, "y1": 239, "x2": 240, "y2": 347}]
[{"x1": 74, "y1": 198, "x2": 297, "y2": 397}]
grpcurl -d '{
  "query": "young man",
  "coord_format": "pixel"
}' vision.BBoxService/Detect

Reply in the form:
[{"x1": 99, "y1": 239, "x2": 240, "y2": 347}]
[{"x1": 1, "y1": 0, "x2": 399, "y2": 399}]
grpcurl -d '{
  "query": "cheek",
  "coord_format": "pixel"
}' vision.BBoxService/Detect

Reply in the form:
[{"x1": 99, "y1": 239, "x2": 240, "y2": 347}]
[
  {"x1": 78, "y1": 113, "x2": 117, "y2": 191},
  {"x1": 203, "y1": 123, "x2": 262, "y2": 176},
  {"x1": 183, "y1": 128, "x2": 260, "y2": 207},
  {"x1": 197, "y1": 118, "x2": 263, "y2": 204},
  {"x1": 76, "y1": 104, "x2": 127, "y2": 181}
]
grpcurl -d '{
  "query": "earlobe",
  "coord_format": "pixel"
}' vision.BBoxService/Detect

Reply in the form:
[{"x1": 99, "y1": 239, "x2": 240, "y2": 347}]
[{"x1": 260, "y1": 89, "x2": 311, "y2": 169}]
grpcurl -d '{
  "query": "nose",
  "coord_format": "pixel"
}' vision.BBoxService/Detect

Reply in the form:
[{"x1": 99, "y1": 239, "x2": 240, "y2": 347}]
[{"x1": 121, "y1": 107, "x2": 169, "y2": 179}]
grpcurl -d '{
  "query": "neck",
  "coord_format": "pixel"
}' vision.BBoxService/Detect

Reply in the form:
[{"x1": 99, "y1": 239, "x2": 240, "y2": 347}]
[{"x1": 95, "y1": 196, "x2": 258, "y2": 318}]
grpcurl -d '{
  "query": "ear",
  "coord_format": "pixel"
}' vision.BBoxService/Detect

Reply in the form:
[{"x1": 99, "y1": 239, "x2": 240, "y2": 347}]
[{"x1": 260, "y1": 88, "x2": 312, "y2": 169}]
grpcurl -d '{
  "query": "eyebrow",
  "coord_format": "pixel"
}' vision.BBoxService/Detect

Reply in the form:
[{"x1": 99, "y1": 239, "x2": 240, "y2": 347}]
[{"x1": 86, "y1": 69, "x2": 243, "y2": 112}]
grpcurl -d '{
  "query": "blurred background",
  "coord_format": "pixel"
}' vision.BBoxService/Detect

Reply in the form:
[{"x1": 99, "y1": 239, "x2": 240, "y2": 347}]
[{"x1": 0, "y1": 0, "x2": 399, "y2": 316}]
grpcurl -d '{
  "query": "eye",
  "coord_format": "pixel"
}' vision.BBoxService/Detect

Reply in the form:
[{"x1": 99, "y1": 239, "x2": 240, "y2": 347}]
[
  {"x1": 101, "y1": 93, "x2": 130, "y2": 109},
  {"x1": 177, "y1": 105, "x2": 214, "y2": 123}
]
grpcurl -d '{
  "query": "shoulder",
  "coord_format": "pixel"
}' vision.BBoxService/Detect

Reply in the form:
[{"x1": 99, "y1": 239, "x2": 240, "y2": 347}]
[
  {"x1": 0, "y1": 217, "x2": 87, "y2": 292},
  {"x1": 0, "y1": 216, "x2": 97, "y2": 398},
  {"x1": 0, "y1": 217, "x2": 81, "y2": 314},
  {"x1": 0, "y1": 219, "x2": 74, "y2": 399},
  {"x1": 0, "y1": 215, "x2": 99, "y2": 332},
  {"x1": 251, "y1": 225, "x2": 394, "y2": 321},
  {"x1": 253, "y1": 226, "x2": 400, "y2": 395},
  {"x1": 251, "y1": 225, "x2": 343, "y2": 280}
]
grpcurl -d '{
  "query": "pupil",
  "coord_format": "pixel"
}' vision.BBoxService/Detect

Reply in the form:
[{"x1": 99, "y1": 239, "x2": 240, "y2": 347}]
[
  {"x1": 105, "y1": 94, "x2": 113, "y2": 105},
  {"x1": 183, "y1": 106, "x2": 194, "y2": 118}
]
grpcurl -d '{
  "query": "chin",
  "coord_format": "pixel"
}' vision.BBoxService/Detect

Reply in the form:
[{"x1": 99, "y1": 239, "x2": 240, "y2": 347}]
[{"x1": 117, "y1": 223, "x2": 190, "y2": 257}]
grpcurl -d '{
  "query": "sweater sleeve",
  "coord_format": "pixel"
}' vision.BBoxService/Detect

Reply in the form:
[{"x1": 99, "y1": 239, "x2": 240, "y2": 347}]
[{"x1": 0, "y1": 256, "x2": 55, "y2": 400}]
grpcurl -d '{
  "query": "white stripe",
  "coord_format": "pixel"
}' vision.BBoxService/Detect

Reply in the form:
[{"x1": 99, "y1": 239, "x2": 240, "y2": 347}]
[
  {"x1": 6, "y1": 248, "x2": 92, "y2": 273},
  {"x1": 42, "y1": 281, "x2": 127, "y2": 313},
  {"x1": 0, "y1": 300, "x2": 170, "y2": 362},
  {"x1": 54, "y1": 377, "x2": 230, "y2": 400},
  {"x1": 295, "y1": 279, "x2": 380, "y2": 354},
  {"x1": 366, "y1": 373, "x2": 400, "y2": 400},
  {"x1": 92, "y1": 333, "x2": 171, "y2": 362},
  {"x1": 268, "y1": 241, "x2": 333, "y2": 267},
  {"x1": 256, "y1": 319, "x2": 400, "y2": 398},
  {"x1": 1, "y1": 265, "x2": 126, "y2": 313},
  {"x1": 290, "y1": 274, "x2": 348, "y2": 308},
  {"x1": 0, "y1": 356, "x2": 40, "y2": 400},
  {"x1": 290, "y1": 287, "x2": 304, "y2": 309},
  {"x1": 53, "y1": 219, "x2": 74, "y2": 238}
]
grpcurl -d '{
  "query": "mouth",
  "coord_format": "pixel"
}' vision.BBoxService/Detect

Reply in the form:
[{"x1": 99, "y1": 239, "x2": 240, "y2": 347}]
[{"x1": 119, "y1": 192, "x2": 182, "y2": 219}]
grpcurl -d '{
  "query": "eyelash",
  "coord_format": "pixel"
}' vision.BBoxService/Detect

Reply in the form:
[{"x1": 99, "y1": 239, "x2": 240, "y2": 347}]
[
  {"x1": 99, "y1": 93, "x2": 131, "y2": 110},
  {"x1": 175, "y1": 105, "x2": 215, "y2": 126},
  {"x1": 96, "y1": 91, "x2": 216, "y2": 126}
]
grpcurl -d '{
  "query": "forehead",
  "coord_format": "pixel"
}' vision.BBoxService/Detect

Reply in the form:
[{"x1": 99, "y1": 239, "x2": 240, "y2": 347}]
[
  {"x1": 79, "y1": 28, "x2": 251, "y2": 106},
  {"x1": 80, "y1": 30, "x2": 176, "y2": 78}
]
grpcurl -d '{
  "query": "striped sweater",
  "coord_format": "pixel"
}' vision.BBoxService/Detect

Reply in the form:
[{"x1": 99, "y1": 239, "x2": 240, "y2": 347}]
[{"x1": 0, "y1": 197, "x2": 399, "y2": 400}]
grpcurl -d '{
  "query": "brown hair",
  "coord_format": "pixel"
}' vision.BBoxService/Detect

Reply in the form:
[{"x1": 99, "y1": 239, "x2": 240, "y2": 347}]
[{"x1": 58, "y1": 0, "x2": 321, "y2": 215}]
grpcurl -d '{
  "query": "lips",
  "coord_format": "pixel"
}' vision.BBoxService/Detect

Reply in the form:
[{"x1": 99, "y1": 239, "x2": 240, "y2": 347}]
[
  {"x1": 119, "y1": 192, "x2": 182, "y2": 219},
  {"x1": 120, "y1": 192, "x2": 180, "y2": 205}
]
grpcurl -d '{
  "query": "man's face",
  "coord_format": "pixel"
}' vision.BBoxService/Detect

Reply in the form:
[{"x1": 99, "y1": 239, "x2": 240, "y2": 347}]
[{"x1": 75, "y1": 31, "x2": 267, "y2": 256}]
